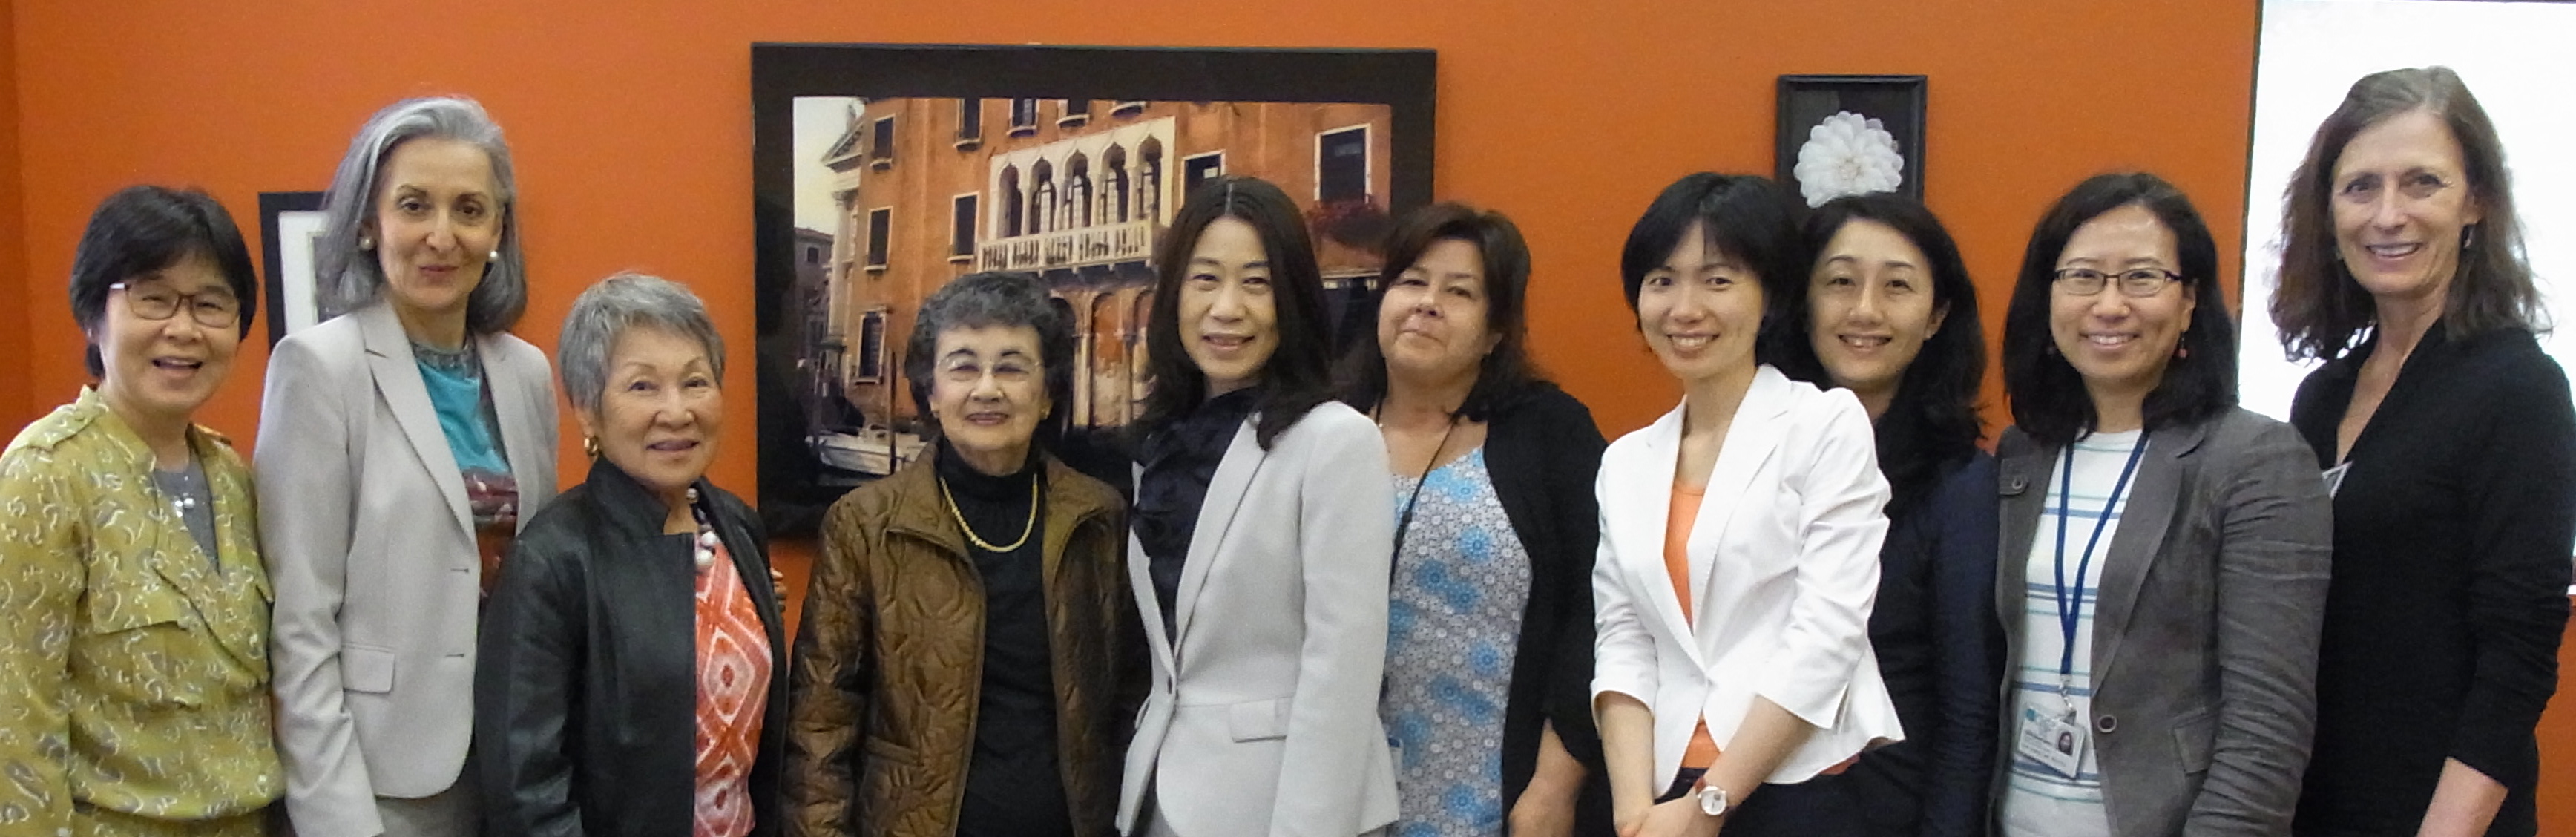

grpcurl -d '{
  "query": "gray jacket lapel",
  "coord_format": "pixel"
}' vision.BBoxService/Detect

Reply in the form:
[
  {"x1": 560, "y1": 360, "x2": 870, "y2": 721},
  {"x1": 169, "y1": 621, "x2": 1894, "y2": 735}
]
[
  {"x1": 2087, "y1": 421, "x2": 2205, "y2": 691},
  {"x1": 1994, "y1": 430, "x2": 2049, "y2": 659},
  {"x1": 358, "y1": 303, "x2": 476, "y2": 540},
  {"x1": 1171, "y1": 418, "x2": 1264, "y2": 650},
  {"x1": 479, "y1": 333, "x2": 551, "y2": 531}
]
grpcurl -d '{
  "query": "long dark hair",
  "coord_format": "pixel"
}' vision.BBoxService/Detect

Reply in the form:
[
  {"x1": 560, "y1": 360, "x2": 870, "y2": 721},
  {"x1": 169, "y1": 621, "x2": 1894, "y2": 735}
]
[
  {"x1": 1337, "y1": 201, "x2": 1544, "y2": 421},
  {"x1": 2271, "y1": 66, "x2": 2542, "y2": 361},
  {"x1": 1779, "y1": 193, "x2": 1985, "y2": 517},
  {"x1": 1134, "y1": 174, "x2": 1335, "y2": 448},
  {"x1": 2002, "y1": 172, "x2": 2237, "y2": 447}
]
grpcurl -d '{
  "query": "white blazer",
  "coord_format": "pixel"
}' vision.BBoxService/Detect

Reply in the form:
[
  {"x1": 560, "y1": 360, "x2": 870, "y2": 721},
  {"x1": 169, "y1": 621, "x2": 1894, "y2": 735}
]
[
  {"x1": 1116, "y1": 401, "x2": 1400, "y2": 837},
  {"x1": 257, "y1": 302, "x2": 558, "y2": 836},
  {"x1": 1590, "y1": 365, "x2": 1902, "y2": 790}
]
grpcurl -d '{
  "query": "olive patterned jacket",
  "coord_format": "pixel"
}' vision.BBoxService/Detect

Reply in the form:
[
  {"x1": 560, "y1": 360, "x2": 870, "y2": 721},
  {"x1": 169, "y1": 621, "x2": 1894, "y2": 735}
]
[{"x1": 0, "y1": 388, "x2": 283, "y2": 832}]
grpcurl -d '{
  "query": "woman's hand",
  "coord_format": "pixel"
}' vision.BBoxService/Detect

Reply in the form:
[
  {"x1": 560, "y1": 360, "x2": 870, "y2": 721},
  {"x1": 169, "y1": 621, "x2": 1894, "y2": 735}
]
[
  {"x1": 1509, "y1": 722, "x2": 1586, "y2": 837},
  {"x1": 1634, "y1": 797, "x2": 1723, "y2": 837}
]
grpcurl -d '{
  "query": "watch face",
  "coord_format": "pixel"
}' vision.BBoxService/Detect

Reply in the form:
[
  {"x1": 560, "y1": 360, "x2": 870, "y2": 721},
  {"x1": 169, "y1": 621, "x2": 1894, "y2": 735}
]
[{"x1": 1698, "y1": 786, "x2": 1727, "y2": 816}]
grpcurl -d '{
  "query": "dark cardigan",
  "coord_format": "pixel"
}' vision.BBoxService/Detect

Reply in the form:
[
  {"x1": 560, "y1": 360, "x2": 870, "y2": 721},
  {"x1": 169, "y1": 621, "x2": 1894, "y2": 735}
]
[
  {"x1": 2290, "y1": 322, "x2": 2575, "y2": 837},
  {"x1": 1843, "y1": 451, "x2": 2000, "y2": 837},
  {"x1": 1475, "y1": 381, "x2": 1615, "y2": 831}
]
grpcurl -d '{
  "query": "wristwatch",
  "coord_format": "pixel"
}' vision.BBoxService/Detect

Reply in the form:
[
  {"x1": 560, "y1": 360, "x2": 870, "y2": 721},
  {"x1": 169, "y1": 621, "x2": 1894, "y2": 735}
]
[{"x1": 1694, "y1": 782, "x2": 1729, "y2": 817}]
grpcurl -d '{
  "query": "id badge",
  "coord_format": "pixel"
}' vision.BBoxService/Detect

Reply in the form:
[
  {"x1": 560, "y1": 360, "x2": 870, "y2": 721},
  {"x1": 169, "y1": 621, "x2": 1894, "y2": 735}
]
[
  {"x1": 2322, "y1": 462, "x2": 2352, "y2": 497},
  {"x1": 2014, "y1": 707, "x2": 2087, "y2": 778}
]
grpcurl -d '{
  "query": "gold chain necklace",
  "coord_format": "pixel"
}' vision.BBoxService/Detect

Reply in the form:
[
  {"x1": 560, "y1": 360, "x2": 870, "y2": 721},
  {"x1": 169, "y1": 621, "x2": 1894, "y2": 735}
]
[{"x1": 939, "y1": 475, "x2": 1039, "y2": 552}]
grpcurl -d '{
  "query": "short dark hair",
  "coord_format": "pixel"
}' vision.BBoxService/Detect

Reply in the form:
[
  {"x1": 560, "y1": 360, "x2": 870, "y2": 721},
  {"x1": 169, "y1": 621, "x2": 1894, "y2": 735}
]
[
  {"x1": 1618, "y1": 173, "x2": 1807, "y2": 367},
  {"x1": 1336, "y1": 201, "x2": 1545, "y2": 421},
  {"x1": 901, "y1": 271, "x2": 1079, "y2": 439},
  {"x1": 2271, "y1": 66, "x2": 2541, "y2": 361},
  {"x1": 1780, "y1": 193, "x2": 1986, "y2": 517},
  {"x1": 2002, "y1": 172, "x2": 2237, "y2": 447},
  {"x1": 69, "y1": 185, "x2": 260, "y2": 378},
  {"x1": 1134, "y1": 174, "x2": 1335, "y2": 449}
]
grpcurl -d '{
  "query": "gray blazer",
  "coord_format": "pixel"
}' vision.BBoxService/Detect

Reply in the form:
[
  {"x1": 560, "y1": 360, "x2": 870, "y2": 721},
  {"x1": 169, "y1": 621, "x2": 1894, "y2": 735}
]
[
  {"x1": 1116, "y1": 402, "x2": 1400, "y2": 837},
  {"x1": 1992, "y1": 407, "x2": 2330, "y2": 837},
  {"x1": 258, "y1": 302, "x2": 558, "y2": 837}
]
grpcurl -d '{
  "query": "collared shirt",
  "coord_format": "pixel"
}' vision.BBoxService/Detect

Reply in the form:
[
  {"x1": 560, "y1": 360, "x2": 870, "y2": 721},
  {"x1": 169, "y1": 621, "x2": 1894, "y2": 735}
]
[
  {"x1": 0, "y1": 387, "x2": 283, "y2": 830},
  {"x1": 1132, "y1": 389, "x2": 1259, "y2": 638}
]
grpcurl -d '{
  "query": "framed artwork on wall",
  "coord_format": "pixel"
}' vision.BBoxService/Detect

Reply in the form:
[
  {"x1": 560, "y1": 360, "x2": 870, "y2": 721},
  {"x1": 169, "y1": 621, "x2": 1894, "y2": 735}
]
[
  {"x1": 1775, "y1": 74, "x2": 1927, "y2": 209},
  {"x1": 751, "y1": 42, "x2": 1439, "y2": 536},
  {"x1": 258, "y1": 191, "x2": 331, "y2": 347}
]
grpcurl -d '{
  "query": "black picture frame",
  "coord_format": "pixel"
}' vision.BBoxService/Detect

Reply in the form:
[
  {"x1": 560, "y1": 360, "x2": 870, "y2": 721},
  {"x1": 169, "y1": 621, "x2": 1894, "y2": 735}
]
[
  {"x1": 751, "y1": 43, "x2": 1439, "y2": 536},
  {"x1": 258, "y1": 191, "x2": 329, "y2": 347},
  {"x1": 1774, "y1": 74, "x2": 1928, "y2": 207}
]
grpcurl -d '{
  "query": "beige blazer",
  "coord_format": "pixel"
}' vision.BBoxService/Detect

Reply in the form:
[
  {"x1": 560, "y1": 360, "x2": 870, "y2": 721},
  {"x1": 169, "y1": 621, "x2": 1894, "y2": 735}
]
[
  {"x1": 1115, "y1": 402, "x2": 1400, "y2": 837},
  {"x1": 257, "y1": 301, "x2": 558, "y2": 837},
  {"x1": 1591, "y1": 365, "x2": 1905, "y2": 790}
]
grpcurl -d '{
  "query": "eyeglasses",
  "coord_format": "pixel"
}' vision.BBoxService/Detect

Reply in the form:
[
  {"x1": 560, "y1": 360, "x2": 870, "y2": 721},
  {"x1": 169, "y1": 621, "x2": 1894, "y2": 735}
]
[
  {"x1": 109, "y1": 281, "x2": 242, "y2": 329},
  {"x1": 2052, "y1": 268, "x2": 2181, "y2": 298},
  {"x1": 937, "y1": 356, "x2": 1037, "y2": 385}
]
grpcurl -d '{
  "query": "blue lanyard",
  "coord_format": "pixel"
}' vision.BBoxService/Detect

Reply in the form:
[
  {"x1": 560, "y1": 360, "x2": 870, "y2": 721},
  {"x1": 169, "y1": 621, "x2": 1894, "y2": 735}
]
[{"x1": 2052, "y1": 434, "x2": 2149, "y2": 696}]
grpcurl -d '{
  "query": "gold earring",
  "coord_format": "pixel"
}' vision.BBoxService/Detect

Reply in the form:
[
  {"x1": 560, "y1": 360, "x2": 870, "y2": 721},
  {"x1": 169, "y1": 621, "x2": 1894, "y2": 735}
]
[{"x1": 583, "y1": 436, "x2": 601, "y2": 459}]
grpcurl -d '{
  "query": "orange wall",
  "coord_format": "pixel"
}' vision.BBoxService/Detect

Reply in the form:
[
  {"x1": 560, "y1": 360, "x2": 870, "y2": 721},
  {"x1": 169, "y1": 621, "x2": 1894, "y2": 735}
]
[
  {"x1": 1, "y1": 0, "x2": 27, "y2": 432},
  {"x1": 9, "y1": 0, "x2": 2572, "y2": 827}
]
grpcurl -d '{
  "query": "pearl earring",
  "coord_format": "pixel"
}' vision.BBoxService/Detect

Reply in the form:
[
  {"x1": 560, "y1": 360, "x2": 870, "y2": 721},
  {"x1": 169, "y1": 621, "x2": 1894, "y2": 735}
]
[
  {"x1": 488, "y1": 249, "x2": 501, "y2": 261},
  {"x1": 358, "y1": 236, "x2": 375, "y2": 250}
]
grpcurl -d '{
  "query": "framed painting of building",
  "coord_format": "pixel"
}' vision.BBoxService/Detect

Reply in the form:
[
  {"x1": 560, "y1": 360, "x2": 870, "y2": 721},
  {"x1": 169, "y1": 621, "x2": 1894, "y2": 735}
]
[{"x1": 752, "y1": 43, "x2": 1437, "y2": 535}]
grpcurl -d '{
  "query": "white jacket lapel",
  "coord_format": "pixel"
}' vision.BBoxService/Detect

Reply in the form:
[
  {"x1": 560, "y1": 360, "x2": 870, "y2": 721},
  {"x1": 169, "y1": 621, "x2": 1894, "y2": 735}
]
[{"x1": 1684, "y1": 367, "x2": 1791, "y2": 635}]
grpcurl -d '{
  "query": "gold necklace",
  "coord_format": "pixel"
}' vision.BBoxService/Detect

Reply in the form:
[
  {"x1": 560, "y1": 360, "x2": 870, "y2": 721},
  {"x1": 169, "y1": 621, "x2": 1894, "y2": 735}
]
[{"x1": 939, "y1": 475, "x2": 1039, "y2": 552}]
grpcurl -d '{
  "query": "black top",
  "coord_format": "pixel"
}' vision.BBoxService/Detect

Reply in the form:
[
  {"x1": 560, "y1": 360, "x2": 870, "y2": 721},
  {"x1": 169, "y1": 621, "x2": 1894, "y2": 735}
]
[
  {"x1": 1841, "y1": 452, "x2": 2000, "y2": 837},
  {"x1": 2289, "y1": 322, "x2": 2575, "y2": 837},
  {"x1": 1461, "y1": 382, "x2": 1617, "y2": 835},
  {"x1": 1131, "y1": 388, "x2": 1258, "y2": 638},
  {"x1": 937, "y1": 444, "x2": 1074, "y2": 837}
]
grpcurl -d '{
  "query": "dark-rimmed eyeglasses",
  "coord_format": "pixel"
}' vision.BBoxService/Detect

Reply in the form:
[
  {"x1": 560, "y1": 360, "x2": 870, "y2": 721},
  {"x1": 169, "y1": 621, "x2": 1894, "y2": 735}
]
[
  {"x1": 2052, "y1": 268, "x2": 2181, "y2": 298},
  {"x1": 108, "y1": 281, "x2": 242, "y2": 329}
]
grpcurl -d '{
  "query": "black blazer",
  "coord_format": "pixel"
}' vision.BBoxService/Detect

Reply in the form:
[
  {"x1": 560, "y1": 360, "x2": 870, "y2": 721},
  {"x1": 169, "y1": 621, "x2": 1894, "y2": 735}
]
[
  {"x1": 1844, "y1": 451, "x2": 2000, "y2": 837},
  {"x1": 1477, "y1": 382, "x2": 1614, "y2": 831},
  {"x1": 477, "y1": 459, "x2": 792, "y2": 837},
  {"x1": 2290, "y1": 323, "x2": 2575, "y2": 837}
]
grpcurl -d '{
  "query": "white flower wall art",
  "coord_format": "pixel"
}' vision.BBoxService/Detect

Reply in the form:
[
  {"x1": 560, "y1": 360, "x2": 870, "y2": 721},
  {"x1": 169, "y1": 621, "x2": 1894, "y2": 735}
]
[{"x1": 1774, "y1": 75, "x2": 1927, "y2": 206}]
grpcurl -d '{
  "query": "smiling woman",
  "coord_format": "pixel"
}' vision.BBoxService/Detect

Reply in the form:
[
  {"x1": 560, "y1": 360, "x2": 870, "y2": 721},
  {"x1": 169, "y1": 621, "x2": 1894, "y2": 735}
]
[
  {"x1": 477, "y1": 273, "x2": 788, "y2": 837},
  {"x1": 1589, "y1": 172, "x2": 1902, "y2": 837},
  {"x1": 258, "y1": 96, "x2": 558, "y2": 837},
  {"x1": 0, "y1": 185, "x2": 280, "y2": 836}
]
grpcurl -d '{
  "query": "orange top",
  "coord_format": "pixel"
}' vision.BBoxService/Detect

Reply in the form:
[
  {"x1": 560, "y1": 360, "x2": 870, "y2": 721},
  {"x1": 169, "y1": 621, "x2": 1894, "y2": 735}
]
[{"x1": 1665, "y1": 483, "x2": 1721, "y2": 770}]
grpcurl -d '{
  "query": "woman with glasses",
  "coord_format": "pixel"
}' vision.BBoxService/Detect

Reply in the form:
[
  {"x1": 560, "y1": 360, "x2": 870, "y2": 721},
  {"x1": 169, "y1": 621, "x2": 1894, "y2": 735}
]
[
  {"x1": 2273, "y1": 68, "x2": 2574, "y2": 837},
  {"x1": 1992, "y1": 172, "x2": 2330, "y2": 837},
  {"x1": 0, "y1": 186, "x2": 280, "y2": 836},
  {"x1": 260, "y1": 96, "x2": 558, "y2": 837},
  {"x1": 783, "y1": 272, "x2": 1137, "y2": 837}
]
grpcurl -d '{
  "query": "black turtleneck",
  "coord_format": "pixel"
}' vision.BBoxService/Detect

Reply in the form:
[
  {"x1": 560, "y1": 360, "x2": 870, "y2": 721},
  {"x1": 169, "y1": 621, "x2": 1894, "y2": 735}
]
[
  {"x1": 936, "y1": 442, "x2": 1071, "y2": 837},
  {"x1": 1131, "y1": 388, "x2": 1258, "y2": 639}
]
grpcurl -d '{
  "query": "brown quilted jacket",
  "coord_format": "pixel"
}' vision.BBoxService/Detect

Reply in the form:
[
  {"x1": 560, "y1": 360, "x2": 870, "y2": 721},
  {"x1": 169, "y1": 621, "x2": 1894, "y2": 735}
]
[{"x1": 782, "y1": 453, "x2": 1138, "y2": 837}]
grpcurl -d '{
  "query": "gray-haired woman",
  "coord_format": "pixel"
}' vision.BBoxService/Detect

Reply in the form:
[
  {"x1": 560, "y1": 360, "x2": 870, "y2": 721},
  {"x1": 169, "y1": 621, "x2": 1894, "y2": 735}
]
[
  {"x1": 476, "y1": 272, "x2": 789, "y2": 837},
  {"x1": 781, "y1": 272, "x2": 1137, "y2": 837},
  {"x1": 258, "y1": 95, "x2": 558, "y2": 837}
]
